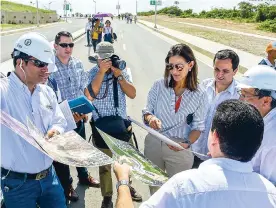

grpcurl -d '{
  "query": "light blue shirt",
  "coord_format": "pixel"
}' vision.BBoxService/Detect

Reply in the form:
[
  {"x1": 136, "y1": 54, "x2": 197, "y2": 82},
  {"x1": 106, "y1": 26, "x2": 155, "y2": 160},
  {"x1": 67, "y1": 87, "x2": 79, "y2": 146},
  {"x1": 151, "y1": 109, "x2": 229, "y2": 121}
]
[
  {"x1": 0, "y1": 72, "x2": 67, "y2": 173},
  {"x1": 192, "y1": 78, "x2": 240, "y2": 159},
  {"x1": 140, "y1": 158, "x2": 276, "y2": 208}
]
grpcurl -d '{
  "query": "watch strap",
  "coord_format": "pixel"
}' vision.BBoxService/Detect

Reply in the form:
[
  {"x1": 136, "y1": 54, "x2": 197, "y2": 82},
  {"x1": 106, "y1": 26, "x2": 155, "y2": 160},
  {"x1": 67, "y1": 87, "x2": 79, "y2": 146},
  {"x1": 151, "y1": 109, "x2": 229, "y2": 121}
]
[{"x1": 116, "y1": 180, "x2": 129, "y2": 190}]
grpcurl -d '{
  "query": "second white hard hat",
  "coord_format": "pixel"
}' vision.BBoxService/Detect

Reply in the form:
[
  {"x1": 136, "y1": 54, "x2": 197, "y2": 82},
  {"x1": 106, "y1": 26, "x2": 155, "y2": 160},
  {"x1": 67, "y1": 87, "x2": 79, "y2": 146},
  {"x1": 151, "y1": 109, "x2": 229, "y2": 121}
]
[{"x1": 239, "y1": 65, "x2": 276, "y2": 98}]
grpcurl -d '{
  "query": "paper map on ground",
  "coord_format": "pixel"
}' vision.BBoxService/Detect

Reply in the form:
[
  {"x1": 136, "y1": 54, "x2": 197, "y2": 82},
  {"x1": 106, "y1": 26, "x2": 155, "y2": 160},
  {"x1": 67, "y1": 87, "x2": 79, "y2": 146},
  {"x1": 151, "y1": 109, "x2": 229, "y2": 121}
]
[
  {"x1": 97, "y1": 128, "x2": 169, "y2": 186},
  {"x1": 0, "y1": 110, "x2": 113, "y2": 167}
]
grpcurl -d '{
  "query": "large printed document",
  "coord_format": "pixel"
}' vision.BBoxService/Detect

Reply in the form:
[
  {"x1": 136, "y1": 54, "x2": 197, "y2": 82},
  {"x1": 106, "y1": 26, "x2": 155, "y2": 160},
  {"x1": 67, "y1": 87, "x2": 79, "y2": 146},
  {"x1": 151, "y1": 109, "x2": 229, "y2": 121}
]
[
  {"x1": 0, "y1": 110, "x2": 113, "y2": 167},
  {"x1": 97, "y1": 128, "x2": 169, "y2": 186},
  {"x1": 129, "y1": 117, "x2": 184, "y2": 150}
]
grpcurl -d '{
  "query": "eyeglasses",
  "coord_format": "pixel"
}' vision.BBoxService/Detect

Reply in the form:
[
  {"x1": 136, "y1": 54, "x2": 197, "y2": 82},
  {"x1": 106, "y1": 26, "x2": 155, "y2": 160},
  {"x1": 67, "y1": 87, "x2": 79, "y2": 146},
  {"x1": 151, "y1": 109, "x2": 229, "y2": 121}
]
[
  {"x1": 28, "y1": 59, "x2": 48, "y2": 68},
  {"x1": 166, "y1": 62, "x2": 189, "y2": 71},
  {"x1": 238, "y1": 90, "x2": 259, "y2": 99},
  {"x1": 58, "y1": 43, "x2": 74, "y2": 48}
]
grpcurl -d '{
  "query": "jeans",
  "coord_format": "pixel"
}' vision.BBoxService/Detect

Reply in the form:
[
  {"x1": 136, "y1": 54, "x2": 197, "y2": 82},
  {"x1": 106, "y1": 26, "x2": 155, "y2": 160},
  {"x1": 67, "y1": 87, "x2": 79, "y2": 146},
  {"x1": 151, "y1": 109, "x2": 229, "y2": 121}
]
[
  {"x1": 86, "y1": 30, "x2": 90, "y2": 45},
  {"x1": 75, "y1": 121, "x2": 89, "y2": 179},
  {"x1": 92, "y1": 39, "x2": 98, "y2": 52},
  {"x1": 1, "y1": 166, "x2": 66, "y2": 208}
]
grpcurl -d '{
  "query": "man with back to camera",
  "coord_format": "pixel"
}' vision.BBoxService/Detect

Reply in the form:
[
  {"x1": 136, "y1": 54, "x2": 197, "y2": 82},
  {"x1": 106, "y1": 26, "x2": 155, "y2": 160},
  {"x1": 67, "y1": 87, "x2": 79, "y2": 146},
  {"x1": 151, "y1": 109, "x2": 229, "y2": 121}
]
[
  {"x1": 49, "y1": 31, "x2": 100, "y2": 202},
  {"x1": 0, "y1": 32, "x2": 67, "y2": 208},
  {"x1": 113, "y1": 99, "x2": 276, "y2": 208},
  {"x1": 192, "y1": 49, "x2": 241, "y2": 167},
  {"x1": 239, "y1": 65, "x2": 276, "y2": 185}
]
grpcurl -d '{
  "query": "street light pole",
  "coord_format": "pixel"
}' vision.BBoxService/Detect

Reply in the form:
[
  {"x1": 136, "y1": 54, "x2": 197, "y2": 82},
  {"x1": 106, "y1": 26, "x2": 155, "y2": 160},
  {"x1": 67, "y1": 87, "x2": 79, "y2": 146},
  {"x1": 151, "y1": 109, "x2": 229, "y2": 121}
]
[
  {"x1": 136, "y1": 0, "x2": 138, "y2": 15},
  {"x1": 93, "y1": 0, "x2": 96, "y2": 14},
  {"x1": 36, "y1": 0, "x2": 39, "y2": 27},
  {"x1": 154, "y1": 0, "x2": 157, "y2": 28}
]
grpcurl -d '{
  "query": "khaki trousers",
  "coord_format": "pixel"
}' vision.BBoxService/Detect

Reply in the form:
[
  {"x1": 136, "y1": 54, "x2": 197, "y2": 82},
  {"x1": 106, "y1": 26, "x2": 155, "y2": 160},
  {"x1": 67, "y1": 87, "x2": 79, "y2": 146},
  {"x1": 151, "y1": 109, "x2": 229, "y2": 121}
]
[{"x1": 144, "y1": 133, "x2": 194, "y2": 195}]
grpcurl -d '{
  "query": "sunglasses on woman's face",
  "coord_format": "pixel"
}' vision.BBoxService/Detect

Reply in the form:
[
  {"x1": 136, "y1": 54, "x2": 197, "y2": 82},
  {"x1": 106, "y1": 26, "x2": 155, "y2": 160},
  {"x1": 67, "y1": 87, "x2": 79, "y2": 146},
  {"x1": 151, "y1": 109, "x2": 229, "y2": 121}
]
[
  {"x1": 166, "y1": 63, "x2": 186, "y2": 71},
  {"x1": 58, "y1": 43, "x2": 74, "y2": 48},
  {"x1": 28, "y1": 59, "x2": 48, "y2": 68}
]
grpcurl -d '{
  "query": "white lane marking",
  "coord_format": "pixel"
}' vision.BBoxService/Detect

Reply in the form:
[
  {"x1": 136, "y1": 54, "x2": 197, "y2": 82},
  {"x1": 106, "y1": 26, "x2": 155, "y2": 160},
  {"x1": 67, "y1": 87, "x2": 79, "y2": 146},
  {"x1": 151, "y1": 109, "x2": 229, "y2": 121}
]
[
  {"x1": 126, "y1": 67, "x2": 133, "y2": 83},
  {"x1": 123, "y1": 44, "x2": 126, "y2": 51}
]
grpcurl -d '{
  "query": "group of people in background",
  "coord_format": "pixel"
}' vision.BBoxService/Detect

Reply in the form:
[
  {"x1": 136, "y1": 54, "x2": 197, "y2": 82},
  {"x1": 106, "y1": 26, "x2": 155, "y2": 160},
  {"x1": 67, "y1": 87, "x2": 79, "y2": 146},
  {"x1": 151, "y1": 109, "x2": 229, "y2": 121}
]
[{"x1": 1, "y1": 15, "x2": 276, "y2": 208}]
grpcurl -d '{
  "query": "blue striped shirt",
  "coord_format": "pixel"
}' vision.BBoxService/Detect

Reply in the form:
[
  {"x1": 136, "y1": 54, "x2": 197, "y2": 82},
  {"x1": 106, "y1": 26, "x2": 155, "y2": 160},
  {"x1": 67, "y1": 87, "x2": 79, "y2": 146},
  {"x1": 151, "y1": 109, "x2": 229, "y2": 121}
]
[
  {"x1": 88, "y1": 66, "x2": 131, "y2": 121},
  {"x1": 142, "y1": 78, "x2": 207, "y2": 142},
  {"x1": 50, "y1": 56, "x2": 88, "y2": 101}
]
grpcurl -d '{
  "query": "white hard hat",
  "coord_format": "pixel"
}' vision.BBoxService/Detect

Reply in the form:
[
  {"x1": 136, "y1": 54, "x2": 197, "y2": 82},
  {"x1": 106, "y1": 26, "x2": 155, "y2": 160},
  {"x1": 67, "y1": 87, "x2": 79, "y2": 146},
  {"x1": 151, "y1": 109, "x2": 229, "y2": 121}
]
[
  {"x1": 239, "y1": 65, "x2": 276, "y2": 98},
  {"x1": 13, "y1": 32, "x2": 57, "y2": 72}
]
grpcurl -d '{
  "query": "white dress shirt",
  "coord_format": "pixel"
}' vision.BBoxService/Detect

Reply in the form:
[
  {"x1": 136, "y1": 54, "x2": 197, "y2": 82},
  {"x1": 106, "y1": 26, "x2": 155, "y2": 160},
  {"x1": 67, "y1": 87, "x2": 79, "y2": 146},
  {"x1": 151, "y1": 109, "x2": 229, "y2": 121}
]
[
  {"x1": 85, "y1": 22, "x2": 92, "y2": 31},
  {"x1": 251, "y1": 108, "x2": 276, "y2": 185},
  {"x1": 140, "y1": 158, "x2": 276, "y2": 208},
  {"x1": 0, "y1": 72, "x2": 67, "y2": 173},
  {"x1": 192, "y1": 78, "x2": 240, "y2": 159}
]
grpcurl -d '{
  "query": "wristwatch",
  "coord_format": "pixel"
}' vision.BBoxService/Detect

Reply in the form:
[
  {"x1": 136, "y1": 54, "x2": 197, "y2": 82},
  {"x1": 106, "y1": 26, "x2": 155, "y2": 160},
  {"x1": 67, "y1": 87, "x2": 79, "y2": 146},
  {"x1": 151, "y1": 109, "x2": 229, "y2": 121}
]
[
  {"x1": 117, "y1": 75, "x2": 124, "y2": 81},
  {"x1": 116, "y1": 180, "x2": 129, "y2": 190},
  {"x1": 182, "y1": 140, "x2": 191, "y2": 148}
]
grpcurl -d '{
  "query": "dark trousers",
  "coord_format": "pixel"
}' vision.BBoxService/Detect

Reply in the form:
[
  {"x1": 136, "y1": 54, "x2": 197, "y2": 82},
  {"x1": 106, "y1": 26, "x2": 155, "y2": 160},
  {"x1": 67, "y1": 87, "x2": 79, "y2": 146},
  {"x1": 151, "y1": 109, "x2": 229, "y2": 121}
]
[
  {"x1": 92, "y1": 39, "x2": 98, "y2": 52},
  {"x1": 86, "y1": 30, "x2": 90, "y2": 45},
  {"x1": 53, "y1": 121, "x2": 88, "y2": 193}
]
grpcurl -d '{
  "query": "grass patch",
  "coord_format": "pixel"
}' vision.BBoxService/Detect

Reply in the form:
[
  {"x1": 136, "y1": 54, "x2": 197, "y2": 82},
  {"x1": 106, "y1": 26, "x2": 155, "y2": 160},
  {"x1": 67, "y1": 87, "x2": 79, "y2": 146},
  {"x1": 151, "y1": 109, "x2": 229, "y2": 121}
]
[
  {"x1": 1, "y1": 1, "x2": 55, "y2": 13},
  {"x1": 140, "y1": 16, "x2": 270, "y2": 57},
  {"x1": 0, "y1": 24, "x2": 34, "y2": 31},
  {"x1": 139, "y1": 21, "x2": 248, "y2": 74}
]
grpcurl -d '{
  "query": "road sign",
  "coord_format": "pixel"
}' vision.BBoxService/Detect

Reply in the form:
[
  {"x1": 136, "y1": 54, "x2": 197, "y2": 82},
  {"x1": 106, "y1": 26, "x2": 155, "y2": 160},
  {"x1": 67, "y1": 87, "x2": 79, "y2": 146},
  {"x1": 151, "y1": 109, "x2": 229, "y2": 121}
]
[
  {"x1": 150, "y1": 0, "x2": 162, "y2": 6},
  {"x1": 64, "y1": 4, "x2": 70, "y2": 10}
]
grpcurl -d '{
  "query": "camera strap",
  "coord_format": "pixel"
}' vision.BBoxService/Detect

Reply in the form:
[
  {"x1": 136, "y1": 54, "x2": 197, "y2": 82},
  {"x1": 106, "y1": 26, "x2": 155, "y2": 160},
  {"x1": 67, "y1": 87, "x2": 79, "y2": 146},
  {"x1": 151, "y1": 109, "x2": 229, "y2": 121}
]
[{"x1": 113, "y1": 77, "x2": 119, "y2": 116}]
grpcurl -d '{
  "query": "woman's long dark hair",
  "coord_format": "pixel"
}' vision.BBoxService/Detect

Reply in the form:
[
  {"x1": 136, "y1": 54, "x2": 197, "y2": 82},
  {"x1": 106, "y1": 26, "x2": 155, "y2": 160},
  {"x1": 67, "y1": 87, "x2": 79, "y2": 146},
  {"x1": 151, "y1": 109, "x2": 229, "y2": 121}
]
[{"x1": 164, "y1": 44, "x2": 198, "y2": 91}]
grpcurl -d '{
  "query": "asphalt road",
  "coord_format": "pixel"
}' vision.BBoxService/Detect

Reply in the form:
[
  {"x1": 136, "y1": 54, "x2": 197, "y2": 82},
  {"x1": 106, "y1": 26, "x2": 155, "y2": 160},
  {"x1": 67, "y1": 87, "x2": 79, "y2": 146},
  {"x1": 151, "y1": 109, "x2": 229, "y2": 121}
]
[
  {"x1": 67, "y1": 19, "x2": 214, "y2": 208},
  {"x1": 0, "y1": 18, "x2": 87, "y2": 63}
]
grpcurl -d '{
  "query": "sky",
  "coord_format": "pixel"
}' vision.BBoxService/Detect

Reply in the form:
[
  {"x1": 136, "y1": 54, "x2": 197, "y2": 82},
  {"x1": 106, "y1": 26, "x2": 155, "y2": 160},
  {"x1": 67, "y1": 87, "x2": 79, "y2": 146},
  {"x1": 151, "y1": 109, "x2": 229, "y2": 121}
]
[{"x1": 8, "y1": 0, "x2": 274, "y2": 15}]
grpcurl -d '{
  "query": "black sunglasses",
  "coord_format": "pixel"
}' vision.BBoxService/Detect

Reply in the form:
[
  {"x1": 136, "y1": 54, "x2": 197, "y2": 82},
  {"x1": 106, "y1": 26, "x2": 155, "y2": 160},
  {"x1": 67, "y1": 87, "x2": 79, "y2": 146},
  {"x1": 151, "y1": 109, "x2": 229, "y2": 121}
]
[
  {"x1": 28, "y1": 59, "x2": 48, "y2": 68},
  {"x1": 58, "y1": 43, "x2": 74, "y2": 48}
]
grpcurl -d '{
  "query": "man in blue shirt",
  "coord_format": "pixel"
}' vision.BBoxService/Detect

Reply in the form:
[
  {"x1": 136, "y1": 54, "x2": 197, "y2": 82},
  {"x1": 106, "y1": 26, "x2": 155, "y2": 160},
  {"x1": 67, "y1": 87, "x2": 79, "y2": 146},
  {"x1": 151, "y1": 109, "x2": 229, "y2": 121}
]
[
  {"x1": 86, "y1": 42, "x2": 142, "y2": 208},
  {"x1": 259, "y1": 41, "x2": 276, "y2": 70},
  {"x1": 1, "y1": 32, "x2": 67, "y2": 208},
  {"x1": 50, "y1": 31, "x2": 100, "y2": 202}
]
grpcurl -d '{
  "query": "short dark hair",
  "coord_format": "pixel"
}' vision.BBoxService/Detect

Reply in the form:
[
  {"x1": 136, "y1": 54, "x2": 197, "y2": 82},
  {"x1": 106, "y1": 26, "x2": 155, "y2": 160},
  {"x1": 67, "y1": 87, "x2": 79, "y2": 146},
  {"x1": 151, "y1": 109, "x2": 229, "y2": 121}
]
[
  {"x1": 11, "y1": 50, "x2": 30, "y2": 68},
  {"x1": 164, "y1": 44, "x2": 198, "y2": 91},
  {"x1": 255, "y1": 89, "x2": 276, "y2": 110},
  {"x1": 55, "y1": 31, "x2": 73, "y2": 44},
  {"x1": 211, "y1": 99, "x2": 264, "y2": 162},
  {"x1": 213, "y1": 49, "x2": 239, "y2": 71}
]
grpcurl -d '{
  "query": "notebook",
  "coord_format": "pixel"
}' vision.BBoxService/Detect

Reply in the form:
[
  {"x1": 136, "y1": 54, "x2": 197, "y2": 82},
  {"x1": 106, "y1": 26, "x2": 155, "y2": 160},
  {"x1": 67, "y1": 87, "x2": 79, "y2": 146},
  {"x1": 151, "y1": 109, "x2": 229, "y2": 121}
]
[{"x1": 68, "y1": 96, "x2": 94, "y2": 114}]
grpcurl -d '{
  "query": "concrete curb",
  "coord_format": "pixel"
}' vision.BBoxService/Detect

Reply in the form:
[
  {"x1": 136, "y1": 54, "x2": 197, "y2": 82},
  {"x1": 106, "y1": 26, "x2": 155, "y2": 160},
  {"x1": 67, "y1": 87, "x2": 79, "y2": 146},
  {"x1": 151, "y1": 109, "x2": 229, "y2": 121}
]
[
  {"x1": 0, "y1": 28, "x2": 85, "y2": 76},
  {"x1": 0, "y1": 21, "x2": 66, "y2": 36}
]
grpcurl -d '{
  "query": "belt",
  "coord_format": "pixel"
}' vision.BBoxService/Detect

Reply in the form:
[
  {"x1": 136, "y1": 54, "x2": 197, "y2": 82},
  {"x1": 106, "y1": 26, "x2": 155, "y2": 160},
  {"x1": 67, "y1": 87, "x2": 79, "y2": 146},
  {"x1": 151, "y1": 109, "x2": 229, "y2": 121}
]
[{"x1": 1, "y1": 166, "x2": 51, "y2": 180}]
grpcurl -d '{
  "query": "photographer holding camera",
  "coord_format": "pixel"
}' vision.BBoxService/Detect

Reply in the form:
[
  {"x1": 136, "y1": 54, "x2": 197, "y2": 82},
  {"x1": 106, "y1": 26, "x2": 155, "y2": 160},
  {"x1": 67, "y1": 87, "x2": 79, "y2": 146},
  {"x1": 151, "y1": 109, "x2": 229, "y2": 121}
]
[{"x1": 85, "y1": 42, "x2": 142, "y2": 208}]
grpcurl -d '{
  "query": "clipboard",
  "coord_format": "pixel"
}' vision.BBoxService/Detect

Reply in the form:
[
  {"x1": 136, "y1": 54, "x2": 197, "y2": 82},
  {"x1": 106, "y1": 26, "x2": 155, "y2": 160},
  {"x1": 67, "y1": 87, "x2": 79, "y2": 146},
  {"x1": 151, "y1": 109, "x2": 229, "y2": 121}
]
[{"x1": 68, "y1": 96, "x2": 94, "y2": 114}]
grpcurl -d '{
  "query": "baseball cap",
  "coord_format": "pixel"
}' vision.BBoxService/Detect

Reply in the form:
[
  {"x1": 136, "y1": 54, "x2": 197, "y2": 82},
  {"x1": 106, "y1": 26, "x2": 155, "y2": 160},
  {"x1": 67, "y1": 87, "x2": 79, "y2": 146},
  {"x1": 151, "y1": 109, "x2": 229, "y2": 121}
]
[
  {"x1": 266, "y1": 41, "x2": 276, "y2": 53},
  {"x1": 91, "y1": 42, "x2": 114, "y2": 60}
]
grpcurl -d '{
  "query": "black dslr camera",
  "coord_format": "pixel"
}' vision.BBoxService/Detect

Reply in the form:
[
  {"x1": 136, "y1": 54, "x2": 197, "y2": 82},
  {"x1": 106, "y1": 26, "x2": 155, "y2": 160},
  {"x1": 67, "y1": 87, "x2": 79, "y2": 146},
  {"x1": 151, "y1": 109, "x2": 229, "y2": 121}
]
[{"x1": 107, "y1": 55, "x2": 126, "y2": 70}]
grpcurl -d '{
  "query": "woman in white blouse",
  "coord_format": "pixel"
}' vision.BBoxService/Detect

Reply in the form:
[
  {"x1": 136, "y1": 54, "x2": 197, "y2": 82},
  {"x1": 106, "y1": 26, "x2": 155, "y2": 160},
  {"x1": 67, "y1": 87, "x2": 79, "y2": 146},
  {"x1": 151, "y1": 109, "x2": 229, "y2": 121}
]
[
  {"x1": 142, "y1": 44, "x2": 207, "y2": 194},
  {"x1": 103, "y1": 20, "x2": 114, "y2": 43}
]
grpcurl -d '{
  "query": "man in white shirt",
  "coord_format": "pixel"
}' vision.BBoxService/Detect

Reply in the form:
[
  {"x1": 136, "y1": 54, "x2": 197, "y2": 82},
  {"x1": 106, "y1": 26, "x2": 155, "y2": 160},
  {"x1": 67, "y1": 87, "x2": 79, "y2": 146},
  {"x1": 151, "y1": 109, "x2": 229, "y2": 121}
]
[
  {"x1": 1, "y1": 32, "x2": 67, "y2": 207},
  {"x1": 239, "y1": 65, "x2": 276, "y2": 185},
  {"x1": 192, "y1": 49, "x2": 240, "y2": 166},
  {"x1": 114, "y1": 99, "x2": 276, "y2": 208},
  {"x1": 85, "y1": 18, "x2": 92, "y2": 47}
]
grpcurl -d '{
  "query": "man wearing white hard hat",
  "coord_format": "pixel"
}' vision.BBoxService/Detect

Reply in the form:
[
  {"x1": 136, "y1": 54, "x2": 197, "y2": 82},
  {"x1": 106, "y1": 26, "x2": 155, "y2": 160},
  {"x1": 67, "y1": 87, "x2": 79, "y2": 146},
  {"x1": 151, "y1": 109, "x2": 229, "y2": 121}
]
[
  {"x1": 239, "y1": 65, "x2": 276, "y2": 185},
  {"x1": 0, "y1": 32, "x2": 67, "y2": 208}
]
